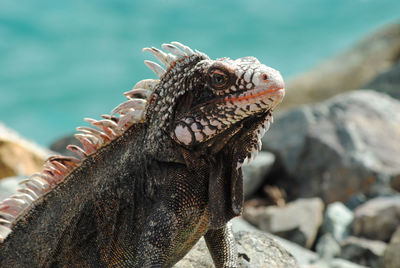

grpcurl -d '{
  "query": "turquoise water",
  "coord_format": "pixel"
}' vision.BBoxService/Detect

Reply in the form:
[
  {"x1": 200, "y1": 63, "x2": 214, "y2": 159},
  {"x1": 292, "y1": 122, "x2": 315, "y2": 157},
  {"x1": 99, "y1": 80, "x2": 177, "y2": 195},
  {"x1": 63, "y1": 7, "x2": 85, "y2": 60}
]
[{"x1": 1, "y1": 0, "x2": 400, "y2": 145}]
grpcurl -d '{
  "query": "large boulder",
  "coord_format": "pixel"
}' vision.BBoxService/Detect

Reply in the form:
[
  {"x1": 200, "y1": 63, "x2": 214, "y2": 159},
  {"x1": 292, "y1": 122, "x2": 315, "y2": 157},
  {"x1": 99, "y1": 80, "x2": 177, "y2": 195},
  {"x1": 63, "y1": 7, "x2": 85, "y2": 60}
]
[
  {"x1": 263, "y1": 90, "x2": 400, "y2": 203},
  {"x1": 352, "y1": 196, "x2": 400, "y2": 242},
  {"x1": 175, "y1": 230, "x2": 298, "y2": 268},
  {"x1": 242, "y1": 151, "x2": 275, "y2": 198},
  {"x1": 231, "y1": 217, "x2": 321, "y2": 266},
  {"x1": 243, "y1": 198, "x2": 324, "y2": 249},
  {"x1": 231, "y1": 217, "x2": 366, "y2": 268},
  {"x1": 0, "y1": 122, "x2": 52, "y2": 179},
  {"x1": 363, "y1": 63, "x2": 400, "y2": 100},
  {"x1": 283, "y1": 23, "x2": 400, "y2": 109}
]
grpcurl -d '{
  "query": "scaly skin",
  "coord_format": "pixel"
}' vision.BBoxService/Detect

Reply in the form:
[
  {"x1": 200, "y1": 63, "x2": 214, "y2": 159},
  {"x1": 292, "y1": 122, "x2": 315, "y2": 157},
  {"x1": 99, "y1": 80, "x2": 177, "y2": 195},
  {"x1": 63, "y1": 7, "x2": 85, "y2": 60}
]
[{"x1": 0, "y1": 42, "x2": 284, "y2": 267}]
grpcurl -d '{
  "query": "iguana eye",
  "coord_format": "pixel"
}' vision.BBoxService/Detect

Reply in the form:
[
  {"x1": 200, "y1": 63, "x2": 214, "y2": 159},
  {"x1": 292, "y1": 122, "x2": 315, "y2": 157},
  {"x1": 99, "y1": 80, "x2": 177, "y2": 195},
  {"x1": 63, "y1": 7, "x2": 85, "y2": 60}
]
[{"x1": 210, "y1": 70, "x2": 229, "y2": 88}]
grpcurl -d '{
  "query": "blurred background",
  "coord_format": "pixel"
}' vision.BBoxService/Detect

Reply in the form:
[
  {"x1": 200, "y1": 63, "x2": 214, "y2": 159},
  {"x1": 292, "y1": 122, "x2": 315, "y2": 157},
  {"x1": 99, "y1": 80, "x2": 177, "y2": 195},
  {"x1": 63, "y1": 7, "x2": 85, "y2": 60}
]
[
  {"x1": 1, "y1": 0, "x2": 400, "y2": 145},
  {"x1": 1, "y1": 1, "x2": 400, "y2": 267}
]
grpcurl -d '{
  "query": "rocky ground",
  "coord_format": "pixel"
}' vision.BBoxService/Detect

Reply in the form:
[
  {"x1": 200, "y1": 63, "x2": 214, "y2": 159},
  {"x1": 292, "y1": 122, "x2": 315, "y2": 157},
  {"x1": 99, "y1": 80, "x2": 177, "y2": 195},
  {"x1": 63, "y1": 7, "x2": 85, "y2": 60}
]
[{"x1": 1, "y1": 22, "x2": 400, "y2": 267}]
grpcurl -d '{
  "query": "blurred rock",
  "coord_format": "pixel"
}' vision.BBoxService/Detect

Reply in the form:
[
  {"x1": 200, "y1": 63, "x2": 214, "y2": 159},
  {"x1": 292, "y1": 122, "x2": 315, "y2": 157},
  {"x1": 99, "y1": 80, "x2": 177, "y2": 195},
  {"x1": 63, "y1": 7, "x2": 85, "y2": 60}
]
[
  {"x1": 263, "y1": 185, "x2": 287, "y2": 207},
  {"x1": 50, "y1": 134, "x2": 80, "y2": 156},
  {"x1": 316, "y1": 233, "x2": 341, "y2": 260},
  {"x1": 0, "y1": 122, "x2": 53, "y2": 179},
  {"x1": 321, "y1": 202, "x2": 354, "y2": 242},
  {"x1": 175, "y1": 230, "x2": 298, "y2": 268},
  {"x1": 363, "y1": 63, "x2": 400, "y2": 100},
  {"x1": 390, "y1": 172, "x2": 400, "y2": 192},
  {"x1": 242, "y1": 151, "x2": 275, "y2": 198},
  {"x1": 305, "y1": 258, "x2": 368, "y2": 268},
  {"x1": 344, "y1": 193, "x2": 367, "y2": 211},
  {"x1": 383, "y1": 227, "x2": 400, "y2": 268},
  {"x1": 263, "y1": 90, "x2": 400, "y2": 203},
  {"x1": 283, "y1": 23, "x2": 400, "y2": 109},
  {"x1": 340, "y1": 236, "x2": 386, "y2": 268},
  {"x1": 352, "y1": 196, "x2": 400, "y2": 242},
  {"x1": 243, "y1": 197, "x2": 324, "y2": 248},
  {"x1": 326, "y1": 259, "x2": 368, "y2": 268}
]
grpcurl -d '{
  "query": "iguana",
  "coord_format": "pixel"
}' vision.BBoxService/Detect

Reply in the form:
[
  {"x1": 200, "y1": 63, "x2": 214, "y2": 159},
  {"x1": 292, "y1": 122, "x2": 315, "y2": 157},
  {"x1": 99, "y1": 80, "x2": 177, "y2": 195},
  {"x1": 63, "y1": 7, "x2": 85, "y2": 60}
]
[{"x1": 0, "y1": 42, "x2": 285, "y2": 267}]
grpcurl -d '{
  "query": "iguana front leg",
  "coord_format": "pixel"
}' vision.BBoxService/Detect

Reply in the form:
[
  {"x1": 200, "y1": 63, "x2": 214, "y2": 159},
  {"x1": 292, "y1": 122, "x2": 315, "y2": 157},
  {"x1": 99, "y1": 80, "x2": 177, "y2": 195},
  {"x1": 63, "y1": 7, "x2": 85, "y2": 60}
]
[
  {"x1": 204, "y1": 222, "x2": 238, "y2": 268},
  {"x1": 135, "y1": 203, "x2": 180, "y2": 267},
  {"x1": 133, "y1": 164, "x2": 210, "y2": 267}
]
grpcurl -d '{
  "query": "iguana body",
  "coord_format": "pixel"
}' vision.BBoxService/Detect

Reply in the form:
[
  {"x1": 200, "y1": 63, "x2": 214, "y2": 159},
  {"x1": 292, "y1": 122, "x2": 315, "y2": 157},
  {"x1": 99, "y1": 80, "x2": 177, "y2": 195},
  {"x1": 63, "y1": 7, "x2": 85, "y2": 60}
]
[{"x1": 0, "y1": 42, "x2": 284, "y2": 267}]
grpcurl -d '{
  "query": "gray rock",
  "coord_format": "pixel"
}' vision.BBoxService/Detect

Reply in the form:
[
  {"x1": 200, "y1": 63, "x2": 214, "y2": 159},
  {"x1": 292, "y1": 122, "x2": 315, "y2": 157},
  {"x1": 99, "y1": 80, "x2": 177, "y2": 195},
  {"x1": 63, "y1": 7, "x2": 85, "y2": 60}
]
[
  {"x1": 175, "y1": 230, "x2": 298, "y2": 268},
  {"x1": 383, "y1": 227, "x2": 400, "y2": 268},
  {"x1": 50, "y1": 134, "x2": 80, "y2": 156},
  {"x1": 242, "y1": 151, "x2": 275, "y2": 198},
  {"x1": 363, "y1": 63, "x2": 400, "y2": 100},
  {"x1": 282, "y1": 23, "x2": 400, "y2": 109},
  {"x1": 243, "y1": 198, "x2": 324, "y2": 248},
  {"x1": 263, "y1": 90, "x2": 400, "y2": 203},
  {"x1": 321, "y1": 202, "x2": 354, "y2": 242},
  {"x1": 352, "y1": 195, "x2": 400, "y2": 241},
  {"x1": 231, "y1": 218, "x2": 365, "y2": 268},
  {"x1": 316, "y1": 233, "x2": 341, "y2": 260},
  {"x1": 231, "y1": 217, "x2": 319, "y2": 266},
  {"x1": 340, "y1": 236, "x2": 386, "y2": 268}
]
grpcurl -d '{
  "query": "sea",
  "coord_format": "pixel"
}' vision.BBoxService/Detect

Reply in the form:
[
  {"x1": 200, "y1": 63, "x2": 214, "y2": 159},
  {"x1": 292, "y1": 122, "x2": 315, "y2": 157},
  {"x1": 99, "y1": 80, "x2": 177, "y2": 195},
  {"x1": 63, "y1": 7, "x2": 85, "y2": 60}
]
[{"x1": 1, "y1": 0, "x2": 400, "y2": 146}]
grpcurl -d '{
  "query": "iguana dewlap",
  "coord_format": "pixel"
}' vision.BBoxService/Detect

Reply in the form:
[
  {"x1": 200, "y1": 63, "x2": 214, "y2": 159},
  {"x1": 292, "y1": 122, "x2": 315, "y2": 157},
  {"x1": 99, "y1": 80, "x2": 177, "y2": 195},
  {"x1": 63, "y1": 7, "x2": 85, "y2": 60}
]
[{"x1": 0, "y1": 42, "x2": 284, "y2": 267}]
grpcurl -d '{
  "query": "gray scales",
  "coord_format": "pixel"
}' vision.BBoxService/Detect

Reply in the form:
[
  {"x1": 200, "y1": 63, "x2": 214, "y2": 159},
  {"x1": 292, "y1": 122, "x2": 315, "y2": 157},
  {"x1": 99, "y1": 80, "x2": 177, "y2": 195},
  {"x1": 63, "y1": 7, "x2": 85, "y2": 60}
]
[{"x1": 0, "y1": 42, "x2": 285, "y2": 267}]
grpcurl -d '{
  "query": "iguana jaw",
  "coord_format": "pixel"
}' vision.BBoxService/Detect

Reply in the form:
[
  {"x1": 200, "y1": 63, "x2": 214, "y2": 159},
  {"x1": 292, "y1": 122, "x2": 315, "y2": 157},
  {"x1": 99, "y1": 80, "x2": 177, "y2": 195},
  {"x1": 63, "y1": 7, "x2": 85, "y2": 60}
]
[{"x1": 171, "y1": 84, "x2": 283, "y2": 151}]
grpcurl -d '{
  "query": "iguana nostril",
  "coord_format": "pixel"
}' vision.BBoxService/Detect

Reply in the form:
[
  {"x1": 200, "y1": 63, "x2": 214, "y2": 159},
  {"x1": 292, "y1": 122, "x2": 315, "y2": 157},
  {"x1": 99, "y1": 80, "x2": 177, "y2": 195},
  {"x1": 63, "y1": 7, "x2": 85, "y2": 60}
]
[{"x1": 261, "y1": 74, "x2": 268, "y2": 81}]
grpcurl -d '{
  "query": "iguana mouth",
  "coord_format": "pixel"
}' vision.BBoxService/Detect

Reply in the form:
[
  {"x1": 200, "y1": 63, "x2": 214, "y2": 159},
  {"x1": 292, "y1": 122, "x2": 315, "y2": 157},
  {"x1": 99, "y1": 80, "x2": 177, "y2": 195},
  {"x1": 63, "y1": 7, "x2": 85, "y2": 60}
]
[{"x1": 224, "y1": 86, "x2": 285, "y2": 103}]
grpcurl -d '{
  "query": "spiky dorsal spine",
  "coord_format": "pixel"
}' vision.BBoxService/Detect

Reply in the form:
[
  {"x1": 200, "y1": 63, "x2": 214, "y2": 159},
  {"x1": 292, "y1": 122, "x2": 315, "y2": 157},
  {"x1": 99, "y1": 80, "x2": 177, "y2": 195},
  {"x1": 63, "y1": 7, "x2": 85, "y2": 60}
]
[{"x1": 0, "y1": 42, "x2": 196, "y2": 242}]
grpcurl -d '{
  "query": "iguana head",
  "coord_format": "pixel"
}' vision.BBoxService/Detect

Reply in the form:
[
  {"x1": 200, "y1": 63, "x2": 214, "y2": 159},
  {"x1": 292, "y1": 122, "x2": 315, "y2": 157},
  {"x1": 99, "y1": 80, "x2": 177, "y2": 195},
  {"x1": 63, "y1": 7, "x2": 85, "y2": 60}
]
[
  {"x1": 135, "y1": 43, "x2": 285, "y2": 225},
  {"x1": 139, "y1": 42, "x2": 284, "y2": 167}
]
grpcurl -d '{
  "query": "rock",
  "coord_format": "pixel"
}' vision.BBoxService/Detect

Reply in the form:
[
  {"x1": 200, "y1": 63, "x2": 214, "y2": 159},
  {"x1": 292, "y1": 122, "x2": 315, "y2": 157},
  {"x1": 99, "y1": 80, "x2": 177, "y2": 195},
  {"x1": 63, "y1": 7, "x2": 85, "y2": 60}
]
[
  {"x1": 0, "y1": 122, "x2": 53, "y2": 179},
  {"x1": 340, "y1": 236, "x2": 386, "y2": 268},
  {"x1": 383, "y1": 227, "x2": 400, "y2": 268},
  {"x1": 175, "y1": 230, "x2": 298, "y2": 268},
  {"x1": 242, "y1": 151, "x2": 275, "y2": 198},
  {"x1": 231, "y1": 217, "x2": 319, "y2": 266},
  {"x1": 262, "y1": 90, "x2": 400, "y2": 203},
  {"x1": 243, "y1": 198, "x2": 324, "y2": 248},
  {"x1": 328, "y1": 258, "x2": 368, "y2": 268},
  {"x1": 344, "y1": 194, "x2": 367, "y2": 211},
  {"x1": 390, "y1": 172, "x2": 400, "y2": 192},
  {"x1": 352, "y1": 195, "x2": 400, "y2": 241},
  {"x1": 316, "y1": 233, "x2": 341, "y2": 260},
  {"x1": 321, "y1": 202, "x2": 354, "y2": 242},
  {"x1": 363, "y1": 63, "x2": 400, "y2": 100},
  {"x1": 282, "y1": 23, "x2": 400, "y2": 109},
  {"x1": 50, "y1": 134, "x2": 80, "y2": 156},
  {"x1": 231, "y1": 218, "x2": 365, "y2": 268},
  {"x1": 305, "y1": 258, "x2": 368, "y2": 268}
]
